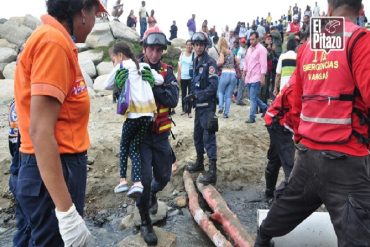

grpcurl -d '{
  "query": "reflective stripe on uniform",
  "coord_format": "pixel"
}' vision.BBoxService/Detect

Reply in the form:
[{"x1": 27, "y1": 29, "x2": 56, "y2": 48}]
[
  {"x1": 301, "y1": 113, "x2": 352, "y2": 124},
  {"x1": 266, "y1": 111, "x2": 275, "y2": 117},
  {"x1": 159, "y1": 123, "x2": 172, "y2": 131},
  {"x1": 196, "y1": 102, "x2": 209, "y2": 107},
  {"x1": 159, "y1": 107, "x2": 169, "y2": 114}
]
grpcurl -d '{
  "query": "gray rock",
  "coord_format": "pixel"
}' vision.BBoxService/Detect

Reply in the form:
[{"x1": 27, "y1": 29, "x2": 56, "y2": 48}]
[
  {"x1": 93, "y1": 74, "x2": 110, "y2": 91},
  {"x1": 96, "y1": 61, "x2": 114, "y2": 76},
  {"x1": 170, "y1": 38, "x2": 187, "y2": 48},
  {"x1": 78, "y1": 50, "x2": 104, "y2": 65},
  {"x1": 9, "y1": 15, "x2": 40, "y2": 30},
  {"x1": 3, "y1": 61, "x2": 16, "y2": 79},
  {"x1": 117, "y1": 227, "x2": 176, "y2": 247},
  {"x1": 81, "y1": 68, "x2": 94, "y2": 89},
  {"x1": 86, "y1": 22, "x2": 114, "y2": 48},
  {"x1": 0, "y1": 48, "x2": 17, "y2": 63},
  {"x1": 87, "y1": 87, "x2": 96, "y2": 99},
  {"x1": 0, "y1": 18, "x2": 7, "y2": 24},
  {"x1": 0, "y1": 39, "x2": 17, "y2": 49},
  {"x1": 76, "y1": 43, "x2": 89, "y2": 52},
  {"x1": 0, "y1": 79, "x2": 14, "y2": 104},
  {"x1": 79, "y1": 59, "x2": 96, "y2": 78},
  {"x1": 0, "y1": 21, "x2": 33, "y2": 47},
  {"x1": 109, "y1": 22, "x2": 140, "y2": 42},
  {"x1": 0, "y1": 63, "x2": 7, "y2": 73},
  {"x1": 119, "y1": 201, "x2": 168, "y2": 229}
]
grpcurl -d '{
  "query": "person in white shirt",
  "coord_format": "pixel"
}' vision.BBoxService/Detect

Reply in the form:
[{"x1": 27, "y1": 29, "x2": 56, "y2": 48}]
[
  {"x1": 236, "y1": 37, "x2": 248, "y2": 105},
  {"x1": 313, "y1": 2, "x2": 320, "y2": 17},
  {"x1": 274, "y1": 38, "x2": 298, "y2": 96}
]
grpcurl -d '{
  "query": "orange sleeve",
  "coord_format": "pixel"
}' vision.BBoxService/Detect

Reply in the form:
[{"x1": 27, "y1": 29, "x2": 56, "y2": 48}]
[{"x1": 30, "y1": 41, "x2": 72, "y2": 103}]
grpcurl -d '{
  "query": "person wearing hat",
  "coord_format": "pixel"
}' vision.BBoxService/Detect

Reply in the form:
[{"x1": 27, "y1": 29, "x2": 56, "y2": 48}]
[
  {"x1": 136, "y1": 31, "x2": 179, "y2": 245},
  {"x1": 13, "y1": 0, "x2": 107, "y2": 246},
  {"x1": 286, "y1": 14, "x2": 301, "y2": 36},
  {"x1": 186, "y1": 32, "x2": 219, "y2": 185}
]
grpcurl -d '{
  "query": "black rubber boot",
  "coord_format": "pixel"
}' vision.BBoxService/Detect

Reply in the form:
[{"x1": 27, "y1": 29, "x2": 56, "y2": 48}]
[
  {"x1": 149, "y1": 192, "x2": 158, "y2": 215},
  {"x1": 199, "y1": 159, "x2": 217, "y2": 185},
  {"x1": 186, "y1": 155, "x2": 204, "y2": 172},
  {"x1": 139, "y1": 210, "x2": 158, "y2": 246},
  {"x1": 265, "y1": 169, "x2": 278, "y2": 198},
  {"x1": 254, "y1": 228, "x2": 274, "y2": 247}
]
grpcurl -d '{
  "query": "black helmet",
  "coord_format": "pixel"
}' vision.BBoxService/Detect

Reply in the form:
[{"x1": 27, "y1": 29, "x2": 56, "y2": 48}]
[
  {"x1": 142, "y1": 32, "x2": 169, "y2": 50},
  {"x1": 191, "y1": 32, "x2": 209, "y2": 45}
]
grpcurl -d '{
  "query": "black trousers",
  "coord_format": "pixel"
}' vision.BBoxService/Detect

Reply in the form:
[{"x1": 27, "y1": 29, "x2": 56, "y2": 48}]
[
  {"x1": 259, "y1": 145, "x2": 370, "y2": 247},
  {"x1": 181, "y1": 79, "x2": 192, "y2": 113},
  {"x1": 265, "y1": 125, "x2": 294, "y2": 196}
]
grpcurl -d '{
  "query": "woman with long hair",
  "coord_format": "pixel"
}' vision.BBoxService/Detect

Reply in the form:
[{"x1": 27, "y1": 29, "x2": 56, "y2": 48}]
[{"x1": 217, "y1": 37, "x2": 240, "y2": 118}]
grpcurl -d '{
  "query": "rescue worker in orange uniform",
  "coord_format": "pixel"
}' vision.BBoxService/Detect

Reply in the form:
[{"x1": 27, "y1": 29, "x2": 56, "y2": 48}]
[{"x1": 255, "y1": 0, "x2": 370, "y2": 246}]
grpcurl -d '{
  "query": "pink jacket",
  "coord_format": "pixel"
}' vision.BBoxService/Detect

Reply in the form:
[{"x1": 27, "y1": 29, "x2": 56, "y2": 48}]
[{"x1": 243, "y1": 43, "x2": 267, "y2": 84}]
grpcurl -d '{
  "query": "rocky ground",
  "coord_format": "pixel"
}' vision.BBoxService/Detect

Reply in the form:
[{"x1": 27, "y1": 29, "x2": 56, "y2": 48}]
[{"x1": 0, "y1": 91, "x2": 275, "y2": 246}]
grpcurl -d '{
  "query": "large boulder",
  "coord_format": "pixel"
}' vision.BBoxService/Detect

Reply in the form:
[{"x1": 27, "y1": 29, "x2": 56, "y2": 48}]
[
  {"x1": 0, "y1": 48, "x2": 17, "y2": 63},
  {"x1": 170, "y1": 38, "x2": 187, "y2": 48},
  {"x1": 9, "y1": 15, "x2": 40, "y2": 30},
  {"x1": 0, "y1": 63, "x2": 7, "y2": 73},
  {"x1": 81, "y1": 68, "x2": 94, "y2": 89},
  {"x1": 76, "y1": 43, "x2": 88, "y2": 52},
  {"x1": 0, "y1": 21, "x2": 33, "y2": 47},
  {"x1": 96, "y1": 61, "x2": 114, "y2": 76},
  {"x1": 0, "y1": 79, "x2": 14, "y2": 104},
  {"x1": 3, "y1": 62, "x2": 16, "y2": 79},
  {"x1": 78, "y1": 50, "x2": 104, "y2": 65},
  {"x1": 109, "y1": 22, "x2": 140, "y2": 42},
  {"x1": 79, "y1": 59, "x2": 96, "y2": 78},
  {"x1": 93, "y1": 75, "x2": 109, "y2": 91},
  {"x1": 117, "y1": 227, "x2": 176, "y2": 247},
  {"x1": 86, "y1": 22, "x2": 114, "y2": 48},
  {"x1": 0, "y1": 39, "x2": 17, "y2": 50},
  {"x1": 0, "y1": 18, "x2": 7, "y2": 24}
]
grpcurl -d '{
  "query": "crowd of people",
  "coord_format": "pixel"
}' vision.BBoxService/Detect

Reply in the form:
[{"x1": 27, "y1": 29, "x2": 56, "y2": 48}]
[{"x1": 6, "y1": 0, "x2": 370, "y2": 246}]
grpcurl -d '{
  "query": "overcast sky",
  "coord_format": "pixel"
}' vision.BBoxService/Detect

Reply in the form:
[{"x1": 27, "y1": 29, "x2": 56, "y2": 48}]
[{"x1": 0, "y1": 0, "x2": 368, "y2": 39}]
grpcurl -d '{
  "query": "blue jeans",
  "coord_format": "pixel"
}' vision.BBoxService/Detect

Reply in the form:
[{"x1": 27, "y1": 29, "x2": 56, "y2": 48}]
[
  {"x1": 15, "y1": 152, "x2": 87, "y2": 247},
  {"x1": 140, "y1": 18, "x2": 147, "y2": 39},
  {"x1": 218, "y1": 72, "x2": 238, "y2": 116},
  {"x1": 247, "y1": 82, "x2": 267, "y2": 121},
  {"x1": 237, "y1": 78, "x2": 247, "y2": 104}
]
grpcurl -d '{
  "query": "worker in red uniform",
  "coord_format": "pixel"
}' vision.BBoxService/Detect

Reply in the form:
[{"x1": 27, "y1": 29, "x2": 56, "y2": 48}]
[
  {"x1": 255, "y1": 0, "x2": 370, "y2": 246},
  {"x1": 263, "y1": 72, "x2": 297, "y2": 199}
]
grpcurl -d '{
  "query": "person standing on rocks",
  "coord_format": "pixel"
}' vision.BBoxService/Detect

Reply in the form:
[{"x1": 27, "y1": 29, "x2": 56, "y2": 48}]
[
  {"x1": 139, "y1": 1, "x2": 149, "y2": 39},
  {"x1": 13, "y1": 0, "x2": 108, "y2": 246},
  {"x1": 255, "y1": 0, "x2": 370, "y2": 246},
  {"x1": 185, "y1": 32, "x2": 219, "y2": 185},
  {"x1": 136, "y1": 31, "x2": 179, "y2": 245}
]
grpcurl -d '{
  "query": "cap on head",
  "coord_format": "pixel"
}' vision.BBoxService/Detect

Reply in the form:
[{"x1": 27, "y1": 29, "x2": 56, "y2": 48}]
[
  {"x1": 293, "y1": 14, "x2": 299, "y2": 20},
  {"x1": 143, "y1": 31, "x2": 168, "y2": 49},
  {"x1": 240, "y1": 37, "x2": 246, "y2": 43},
  {"x1": 191, "y1": 32, "x2": 209, "y2": 45}
]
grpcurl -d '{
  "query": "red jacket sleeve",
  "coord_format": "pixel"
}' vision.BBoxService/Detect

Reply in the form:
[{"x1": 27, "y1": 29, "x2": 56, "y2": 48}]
[
  {"x1": 352, "y1": 31, "x2": 370, "y2": 108},
  {"x1": 290, "y1": 44, "x2": 306, "y2": 142}
]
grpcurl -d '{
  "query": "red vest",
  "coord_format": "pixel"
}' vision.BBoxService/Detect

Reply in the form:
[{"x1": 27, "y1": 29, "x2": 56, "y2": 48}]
[
  {"x1": 289, "y1": 22, "x2": 300, "y2": 34},
  {"x1": 152, "y1": 62, "x2": 173, "y2": 134},
  {"x1": 264, "y1": 72, "x2": 296, "y2": 132},
  {"x1": 298, "y1": 21, "x2": 368, "y2": 144}
]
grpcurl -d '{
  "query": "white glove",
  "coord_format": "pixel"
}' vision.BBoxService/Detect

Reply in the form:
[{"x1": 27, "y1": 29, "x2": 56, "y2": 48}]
[{"x1": 55, "y1": 204, "x2": 93, "y2": 247}]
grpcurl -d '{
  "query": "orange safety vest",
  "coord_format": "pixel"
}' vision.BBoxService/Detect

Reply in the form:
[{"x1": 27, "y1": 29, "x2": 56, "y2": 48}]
[
  {"x1": 152, "y1": 62, "x2": 173, "y2": 134},
  {"x1": 264, "y1": 71, "x2": 296, "y2": 132},
  {"x1": 298, "y1": 21, "x2": 368, "y2": 144}
]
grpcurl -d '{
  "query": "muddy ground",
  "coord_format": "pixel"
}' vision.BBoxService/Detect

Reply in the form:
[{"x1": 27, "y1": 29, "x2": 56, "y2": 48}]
[{"x1": 0, "y1": 91, "x2": 276, "y2": 246}]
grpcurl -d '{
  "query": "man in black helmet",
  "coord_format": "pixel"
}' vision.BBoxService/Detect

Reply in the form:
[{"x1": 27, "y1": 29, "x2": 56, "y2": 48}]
[
  {"x1": 136, "y1": 31, "x2": 179, "y2": 245},
  {"x1": 185, "y1": 32, "x2": 219, "y2": 185}
]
